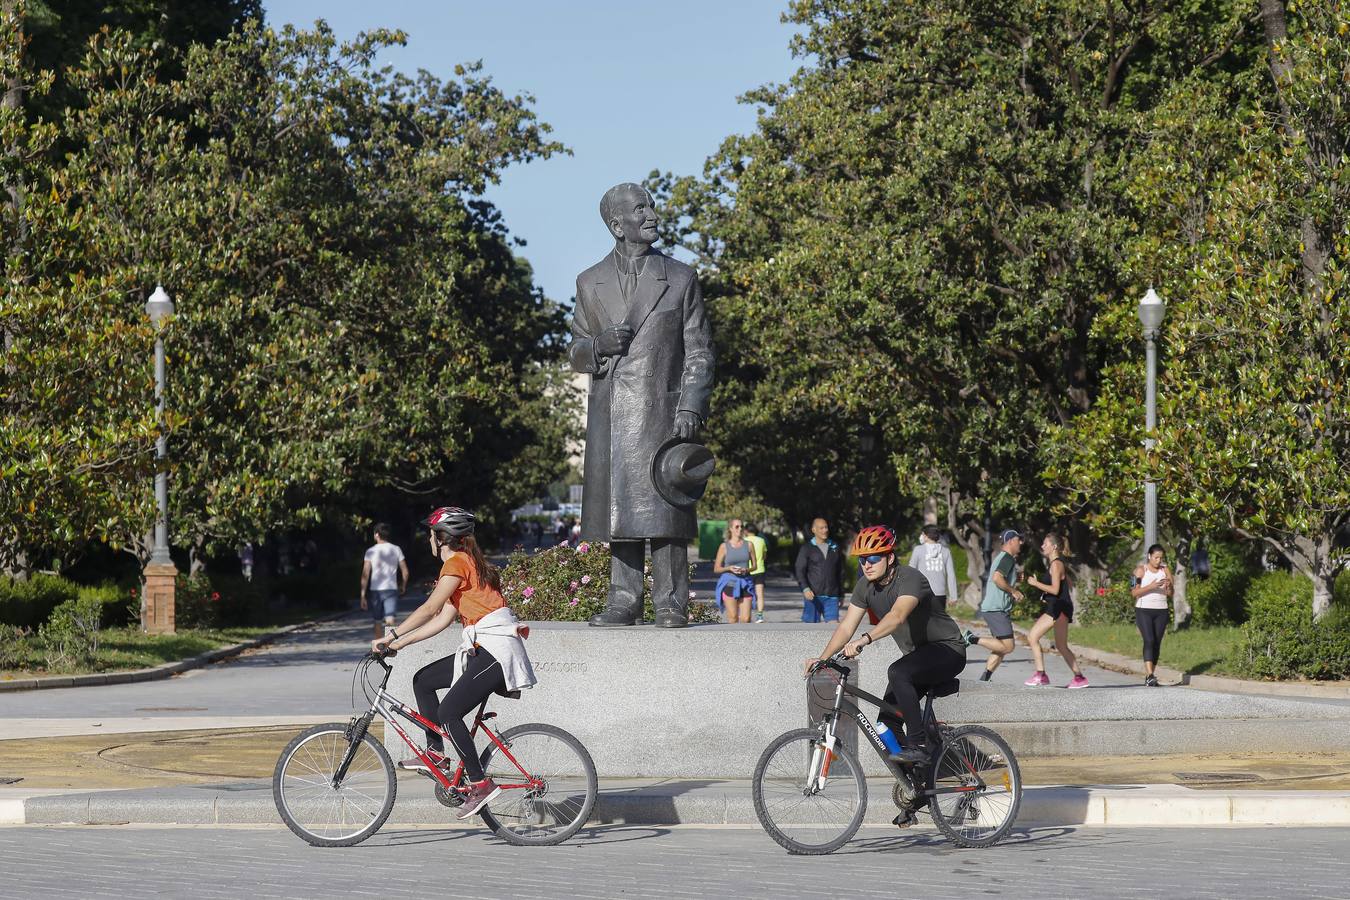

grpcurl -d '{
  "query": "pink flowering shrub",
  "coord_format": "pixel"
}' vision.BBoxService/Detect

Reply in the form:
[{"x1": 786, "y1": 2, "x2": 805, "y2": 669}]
[{"x1": 501, "y1": 542, "x2": 718, "y2": 623}]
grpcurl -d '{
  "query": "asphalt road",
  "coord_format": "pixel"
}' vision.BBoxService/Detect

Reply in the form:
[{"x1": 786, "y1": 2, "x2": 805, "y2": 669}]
[{"x1": 0, "y1": 825, "x2": 1345, "y2": 899}]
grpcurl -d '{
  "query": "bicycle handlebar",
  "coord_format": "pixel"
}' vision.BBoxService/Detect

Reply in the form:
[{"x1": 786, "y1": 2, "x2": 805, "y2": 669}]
[{"x1": 807, "y1": 651, "x2": 850, "y2": 677}]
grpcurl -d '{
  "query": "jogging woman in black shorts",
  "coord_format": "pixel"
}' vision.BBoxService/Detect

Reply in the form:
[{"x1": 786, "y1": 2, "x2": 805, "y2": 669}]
[{"x1": 1022, "y1": 533, "x2": 1088, "y2": 689}]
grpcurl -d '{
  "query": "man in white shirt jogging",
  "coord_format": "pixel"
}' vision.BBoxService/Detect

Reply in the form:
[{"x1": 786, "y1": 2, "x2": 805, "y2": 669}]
[{"x1": 361, "y1": 523, "x2": 409, "y2": 640}]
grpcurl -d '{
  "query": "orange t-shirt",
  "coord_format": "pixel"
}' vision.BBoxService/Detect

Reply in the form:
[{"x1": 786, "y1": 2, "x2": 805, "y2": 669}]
[{"x1": 439, "y1": 552, "x2": 506, "y2": 625}]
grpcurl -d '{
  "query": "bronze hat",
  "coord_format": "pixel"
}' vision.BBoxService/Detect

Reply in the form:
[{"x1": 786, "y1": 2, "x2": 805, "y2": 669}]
[{"x1": 650, "y1": 437, "x2": 716, "y2": 508}]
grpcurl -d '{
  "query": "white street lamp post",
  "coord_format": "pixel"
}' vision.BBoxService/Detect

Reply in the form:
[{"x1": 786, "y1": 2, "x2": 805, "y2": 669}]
[
  {"x1": 1137, "y1": 287, "x2": 1165, "y2": 552},
  {"x1": 142, "y1": 285, "x2": 178, "y2": 632}
]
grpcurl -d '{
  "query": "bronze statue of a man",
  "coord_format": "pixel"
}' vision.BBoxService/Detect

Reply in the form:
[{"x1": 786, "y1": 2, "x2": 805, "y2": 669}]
[{"x1": 568, "y1": 183, "x2": 715, "y2": 627}]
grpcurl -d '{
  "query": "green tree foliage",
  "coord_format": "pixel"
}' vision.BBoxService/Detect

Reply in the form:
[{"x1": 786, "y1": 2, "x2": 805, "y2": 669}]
[
  {"x1": 2, "y1": 15, "x2": 574, "y2": 577},
  {"x1": 653, "y1": 0, "x2": 1263, "y2": 593},
  {"x1": 1050, "y1": 0, "x2": 1349, "y2": 619}
]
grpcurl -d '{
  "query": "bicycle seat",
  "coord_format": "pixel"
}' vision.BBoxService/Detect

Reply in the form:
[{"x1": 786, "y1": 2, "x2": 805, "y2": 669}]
[{"x1": 922, "y1": 679, "x2": 959, "y2": 700}]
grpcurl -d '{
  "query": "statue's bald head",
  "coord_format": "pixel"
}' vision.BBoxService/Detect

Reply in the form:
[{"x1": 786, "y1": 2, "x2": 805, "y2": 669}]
[{"x1": 600, "y1": 183, "x2": 652, "y2": 231}]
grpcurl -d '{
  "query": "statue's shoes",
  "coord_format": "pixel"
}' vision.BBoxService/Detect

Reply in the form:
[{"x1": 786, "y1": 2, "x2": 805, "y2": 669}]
[
  {"x1": 589, "y1": 608, "x2": 640, "y2": 627},
  {"x1": 653, "y1": 609, "x2": 688, "y2": 629}
]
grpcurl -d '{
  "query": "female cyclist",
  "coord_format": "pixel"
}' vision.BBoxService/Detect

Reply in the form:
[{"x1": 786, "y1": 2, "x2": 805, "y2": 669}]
[{"x1": 373, "y1": 506, "x2": 536, "y2": 818}]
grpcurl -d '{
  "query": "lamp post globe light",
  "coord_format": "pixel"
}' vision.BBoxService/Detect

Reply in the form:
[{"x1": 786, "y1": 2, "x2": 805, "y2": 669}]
[
  {"x1": 142, "y1": 285, "x2": 178, "y2": 633},
  {"x1": 1137, "y1": 287, "x2": 1165, "y2": 554}
]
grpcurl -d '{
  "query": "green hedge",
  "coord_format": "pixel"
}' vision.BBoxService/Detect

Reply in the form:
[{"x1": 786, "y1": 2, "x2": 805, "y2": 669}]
[
  {"x1": 1185, "y1": 541, "x2": 1259, "y2": 625},
  {"x1": 1227, "y1": 572, "x2": 1350, "y2": 680},
  {"x1": 1075, "y1": 582, "x2": 1135, "y2": 625},
  {"x1": 0, "y1": 575, "x2": 79, "y2": 629}
]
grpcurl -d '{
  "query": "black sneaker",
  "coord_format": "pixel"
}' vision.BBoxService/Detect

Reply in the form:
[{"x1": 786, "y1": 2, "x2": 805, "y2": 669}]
[
  {"x1": 978, "y1": 670, "x2": 993, "y2": 682},
  {"x1": 1144, "y1": 674, "x2": 1160, "y2": 687},
  {"x1": 961, "y1": 629, "x2": 980, "y2": 647},
  {"x1": 889, "y1": 743, "x2": 931, "y2": 766}
]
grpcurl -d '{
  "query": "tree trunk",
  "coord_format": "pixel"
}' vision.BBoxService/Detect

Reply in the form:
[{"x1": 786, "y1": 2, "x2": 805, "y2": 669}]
[
  {"x1": 1171, "y1": 537, "x2": 1192, "y2": 627},
  {"x1": 944, "y1": 494, "x2": 987, "y2": 609}
]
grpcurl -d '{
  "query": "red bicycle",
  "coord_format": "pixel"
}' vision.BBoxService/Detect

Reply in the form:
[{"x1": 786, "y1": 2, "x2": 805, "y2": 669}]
[{"x1": 273, "y1": 648, "x2": 597, "y2": 847}]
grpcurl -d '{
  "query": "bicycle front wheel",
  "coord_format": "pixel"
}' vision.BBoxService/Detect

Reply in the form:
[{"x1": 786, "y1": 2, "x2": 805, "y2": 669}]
[
  {"x1": 928, "y1": 724, "x2": 1021, "y2": 848},
  {"x1": 273, "y1": 723, "x2": 396, "y2": 847},
  {"x1": 752, "y1": 728, "x2": 867, "y2": 855},
  {"x1": 477, "y1": 723, "x2": 597, "y2": 846}
]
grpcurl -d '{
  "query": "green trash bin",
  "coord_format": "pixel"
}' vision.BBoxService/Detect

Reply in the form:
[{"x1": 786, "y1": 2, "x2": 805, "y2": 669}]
[{"x1": 698, "y1": 519, "x2": 726, "y2": 561}]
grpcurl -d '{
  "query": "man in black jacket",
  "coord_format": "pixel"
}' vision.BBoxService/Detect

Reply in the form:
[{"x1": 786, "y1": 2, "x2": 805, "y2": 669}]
[{"x1": 794, "y1": 518, "x2": 844, "y2": 622}]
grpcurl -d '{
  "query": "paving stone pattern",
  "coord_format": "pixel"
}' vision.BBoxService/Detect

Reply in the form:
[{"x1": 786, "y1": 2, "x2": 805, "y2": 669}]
[{"x1": 0, "y1": 825, "x2": 1346, "y2": 899}]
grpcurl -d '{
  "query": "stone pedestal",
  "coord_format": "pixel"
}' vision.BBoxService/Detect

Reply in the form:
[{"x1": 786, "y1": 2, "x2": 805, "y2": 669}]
[{"x1": 142, "y1": 562, "x2": 178, "y2": 634}]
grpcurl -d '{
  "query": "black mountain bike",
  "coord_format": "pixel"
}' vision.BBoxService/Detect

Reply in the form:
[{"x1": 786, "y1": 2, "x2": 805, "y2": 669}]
[{"x1": 752, "y1": 652, "x2": 1021, "y2": 854}]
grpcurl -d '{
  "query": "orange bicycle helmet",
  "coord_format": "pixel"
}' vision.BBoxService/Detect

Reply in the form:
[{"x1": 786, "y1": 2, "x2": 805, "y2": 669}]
[{"x1": 849, "y1": 524, "x2": 897, "y2": 557}]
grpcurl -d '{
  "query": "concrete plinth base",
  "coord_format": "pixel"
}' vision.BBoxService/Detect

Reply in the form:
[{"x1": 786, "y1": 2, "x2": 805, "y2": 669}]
[{"x1": 383, "y1": 623, "x2": 1350, "y2": 779}]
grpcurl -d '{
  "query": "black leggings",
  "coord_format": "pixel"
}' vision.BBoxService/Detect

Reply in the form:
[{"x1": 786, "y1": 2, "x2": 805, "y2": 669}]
[
  {"x1": 411, "y1": 649, "x2": 506, "y2": 781},
  {"x1": 881, "y1": 644, "x2": 967, "y2": 744},
  {"x1": 1136, "y1": 608, "x2": 1168, "y2": 663}
]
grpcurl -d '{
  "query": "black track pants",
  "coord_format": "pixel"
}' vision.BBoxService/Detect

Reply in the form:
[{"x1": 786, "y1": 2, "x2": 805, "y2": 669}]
[
  {"x1": 411, "y1": 648, "x2": 506, "y2": 781},
  {"x1": 1136, "y1": 607, "x2": 1169, "y2": 664}
]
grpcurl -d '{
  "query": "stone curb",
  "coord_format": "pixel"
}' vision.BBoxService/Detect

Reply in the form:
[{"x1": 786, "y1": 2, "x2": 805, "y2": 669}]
[
  {"x1": 964, "y1": 614, "x2": 1349, "y2": 697},
  {"x1": 0, "y1": 610, "x2": 356, "y2": 694},
  {"x1": 16, "y1": 783, "x2": 1350, "y2": 828}
]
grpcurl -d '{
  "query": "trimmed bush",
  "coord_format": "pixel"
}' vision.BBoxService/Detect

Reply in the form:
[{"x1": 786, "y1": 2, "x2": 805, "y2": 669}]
[
  {"x1": 1185, "y1": 540, "x2": 1259, "y2": 625},
  {"x1": 175, "y1": 573, "x2": 268, "y2": 629},
  {"x1": 77, "y1": 583, "x2": 138, "y2": 629},
  {"x1": 1075, "y1": 582, "x2": 1136, "y2": 626},
  {"x1": 0, "y1": 624, "x2": 32, "y2": 669},
  {"x1": 0, "y1": 574, "x2": 79, "y2": 629},
  {"x1": 501, "y1": 541, "x2": 719, "y2": 623},
  {"x1": 39, "y1": 592, "x2": 106, "y2": 670},
  {"x1": 1227, "y1": 572, "x2": 1350, "y2": 680}
]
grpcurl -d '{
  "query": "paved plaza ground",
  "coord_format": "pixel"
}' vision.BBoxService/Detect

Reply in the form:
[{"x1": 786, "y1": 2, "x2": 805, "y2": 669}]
[{"x1": 1, "y1": 824, "x2": 1347, "y2": 899}]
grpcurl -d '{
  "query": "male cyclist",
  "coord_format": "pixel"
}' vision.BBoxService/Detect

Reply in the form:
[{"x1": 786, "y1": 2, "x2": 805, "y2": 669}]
[
  {"x1": 804, "y1": 524, "x2": 973, "y2": 765},
  {"x1": 373, "y1": 506, "x2": 536, "y2": 819}
]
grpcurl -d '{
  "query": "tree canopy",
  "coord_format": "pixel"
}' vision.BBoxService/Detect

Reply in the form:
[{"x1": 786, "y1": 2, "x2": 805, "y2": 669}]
[{"x1": 2, "y1": 8, "x2": 574, "y2": 576}]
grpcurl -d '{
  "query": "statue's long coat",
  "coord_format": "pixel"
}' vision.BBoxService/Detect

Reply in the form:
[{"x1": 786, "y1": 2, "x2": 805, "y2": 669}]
[{"x1": 568, "y1": 250, "x2": 714, "y2": 541}]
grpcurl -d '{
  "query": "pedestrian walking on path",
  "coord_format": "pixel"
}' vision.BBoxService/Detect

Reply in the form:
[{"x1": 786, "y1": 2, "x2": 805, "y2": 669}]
[
  {"x1": 971, "y1": 530, "x2": 1023, "y2": 681},
  {"x1": 907, "y1": 525, "x2": 958, "y2": 604},
  {"x1": 1133, "y1": 544, "x2": 1174, "y2": 687},
  {"x1": 713, "y1": 519, "x2": 758, "y2": 623},
  {"x1": 1022, "y1": 533, "x2": 1088, "y2": 688},
  {"x1": 374, "y1": 506, "x2": 536, "y2": 820},
  {"x1": 360, "y1": 523, "x2": 408, "y2": 640},
  {"x1": 744, "y1": 522, "x2": 769, "y2": 623},
  {"x1": 794, "y1": 517, "x2": 844, "y2": 623}
]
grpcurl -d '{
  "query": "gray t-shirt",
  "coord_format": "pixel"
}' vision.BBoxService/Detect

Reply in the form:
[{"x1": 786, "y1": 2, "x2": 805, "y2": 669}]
[
  {"x1": 849, "y1": 565, "x2": 965, "y2": 656},
  {"x1": 981, "y1": 550, "x2": 1016, "y2": 613}
]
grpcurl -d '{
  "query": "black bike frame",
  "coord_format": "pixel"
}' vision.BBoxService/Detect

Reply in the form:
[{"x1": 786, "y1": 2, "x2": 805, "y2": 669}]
[{"x1": 815, "y1": 659, "x2": 979, "y2": 801}]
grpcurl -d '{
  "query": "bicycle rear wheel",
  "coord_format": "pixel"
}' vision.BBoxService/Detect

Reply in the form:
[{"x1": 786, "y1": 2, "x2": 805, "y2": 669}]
[
  {"x1": 273, "y1": 723, "x2": 396, "y2": 847},
  {"x1": 928, "y1": 724, "x2": 1021, "y2": 848},
  {"x1": 752, "y1": 728, "x2": 867, "y2": 855},
  {"x1": 477, "y1": 723, "x2": 597, "y2": 846}
]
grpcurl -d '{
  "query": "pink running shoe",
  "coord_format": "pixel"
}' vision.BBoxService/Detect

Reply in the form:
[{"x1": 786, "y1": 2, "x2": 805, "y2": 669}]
[
  {"x1": 1067, "y1": 674, "x2": 1090, "y2": 689},
  {"x1": 1023, "y1": 671, "x2": 1050, "y2": 687}
]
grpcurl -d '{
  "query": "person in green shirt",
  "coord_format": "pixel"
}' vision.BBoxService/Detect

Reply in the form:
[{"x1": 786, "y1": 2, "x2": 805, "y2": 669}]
[
  {"x1": 973, "y1": 530, "x2": 1024, "y2": 682},
  {"x1": 744, "y1": 522, "x2": 769, "y2": 623}
]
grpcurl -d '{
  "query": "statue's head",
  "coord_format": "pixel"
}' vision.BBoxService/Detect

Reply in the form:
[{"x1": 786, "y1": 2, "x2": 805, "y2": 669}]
[{"x1": 600, "y1": 182, "x2": 659, "y2": 247}]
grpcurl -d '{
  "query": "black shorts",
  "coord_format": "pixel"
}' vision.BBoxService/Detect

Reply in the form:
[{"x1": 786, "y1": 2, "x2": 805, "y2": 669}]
[
  {"x1": 751, "y1": 573, "x2": 765, "y2": 587},
  {"x1": 1043, "y1": 595, "x2": 1074, "y2": 622}
]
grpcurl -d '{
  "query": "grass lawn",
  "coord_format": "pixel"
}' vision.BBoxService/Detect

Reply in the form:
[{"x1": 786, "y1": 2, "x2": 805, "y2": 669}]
[
  {"x1": 0, "y1": 608, "x2": 334, "y2": 678},
  {"x1": 1059, "y1": 622, "x2": 1245, "y2": 677}
]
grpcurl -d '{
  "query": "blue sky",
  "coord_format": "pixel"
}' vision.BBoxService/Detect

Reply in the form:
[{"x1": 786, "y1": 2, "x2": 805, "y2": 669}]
[{"x1": 263, "y1": 1, "x2": 803, "y2": 306}]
